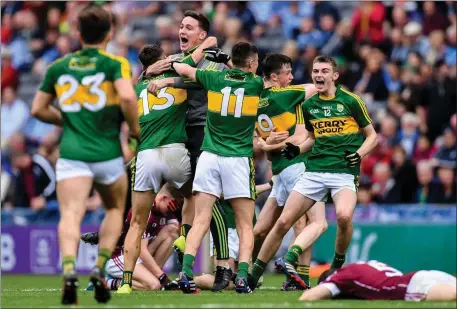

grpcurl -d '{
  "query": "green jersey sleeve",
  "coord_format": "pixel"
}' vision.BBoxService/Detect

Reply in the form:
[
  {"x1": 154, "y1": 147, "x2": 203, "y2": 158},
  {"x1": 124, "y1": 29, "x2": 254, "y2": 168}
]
[
  {"x1": 39, "y1": 64, "x2": 57, "y2": 95},
  {"x1": 195, "y1": 69, "x2": 221, "y2": 89},
  {"x1": 181, "y1": 54, "x2": 196, "y2": 66},
  {"x1": 349, "y1": 94, "x2": 372, "y2": 128},
  {"x1": 296, "y1": 104, "x2": 305, "y2": 124},
  {"x1": 302, "y1": 103, "x2": 314, "y2": 132},
  {"x1": 112, "y1": 56, "x2": 132, "y2": 81}
]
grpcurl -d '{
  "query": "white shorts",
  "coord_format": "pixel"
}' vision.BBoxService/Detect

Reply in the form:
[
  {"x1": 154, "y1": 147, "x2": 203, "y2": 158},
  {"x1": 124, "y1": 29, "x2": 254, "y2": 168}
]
[
  {"x1": 210, "y1": 228, "x2": 239, "y2": 261},
  {"x1": 56, "y1": 157, "x2": 124, "y2": 185},
  {"x1": 406, "y1": 270, "x2": 457, "y2": 301},
  {"x1": 105, "y1": 255, "x2": 143, "y2": 278},
  {"x1": 193, "y1": 151, "x2": 255, "y2": 200},
  {"x1": 293, "y1": 172, "x2": 357, "y2": 202},
  {"x1": 267, "y1": 163, "x2": 305, "y2": 207},
  {"x1": 132, "y1": 144, "x2": 191, "y2": 193}
]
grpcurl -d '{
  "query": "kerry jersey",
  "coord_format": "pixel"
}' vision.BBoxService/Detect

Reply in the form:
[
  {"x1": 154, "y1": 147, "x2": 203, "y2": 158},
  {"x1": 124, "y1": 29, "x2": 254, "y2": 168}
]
[
  {"x1": 302, "y1": 85, "x2": 372, "y2": 176},
  {"x1": 256, "y1": 85, "x2": 307, "y2": 175},
  {"x1": 135, "y1": 56, "x2": 195, "y2": 151},
  {"x1": 195, "y1": 68, "x2": 264, "y2": 157},
  {"x1": 39, "y1": 48, "x2": 131, "y2": 162}
]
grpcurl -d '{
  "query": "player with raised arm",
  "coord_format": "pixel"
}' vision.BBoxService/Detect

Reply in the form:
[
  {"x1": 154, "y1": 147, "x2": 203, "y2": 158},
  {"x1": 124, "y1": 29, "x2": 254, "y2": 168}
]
[
  {"x1": 299, "y1": 260, "x2": 456, "y2": 302},
  {"x1": 170, "y1": 42, "x2": 263, "y2": 294},
  {"x1": 30, "y1": 4, "x2": 139, "y2": 305},
  {"x1": 250, "y1": 55, "x2": 378, "y2": 290},
  {"x1": 253, "y1": 53, "x2": 327, "y2": 291},
  {"x1": 144, "y1": 12, "x2": 234, "y2": 289},
  {"x1": 116, "y1": 37, "x2": 216, "y2": 294}
]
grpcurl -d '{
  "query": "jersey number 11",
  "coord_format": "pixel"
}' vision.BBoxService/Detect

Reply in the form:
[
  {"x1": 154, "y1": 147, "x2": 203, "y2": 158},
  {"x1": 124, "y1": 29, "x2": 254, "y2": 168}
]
[{"x1": 220, "y1": 87, "x2": 245, "y2": 118}]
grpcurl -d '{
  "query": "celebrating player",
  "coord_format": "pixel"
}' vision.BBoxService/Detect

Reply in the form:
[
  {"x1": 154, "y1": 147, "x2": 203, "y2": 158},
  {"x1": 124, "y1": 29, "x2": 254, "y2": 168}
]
[
  {"x1": 116, "y1": 37, "x2": 217, "y2": 294},
  {"x1": 250, "y1": 55, "x2": 378, "y2": 290},
  {"x1": 171, "y1": 41, "x2": 263, "y2": 294},
  {"x1": 299, "y1": 260, "x2": 456, "y2": 302},
  {"x1": 144, "y1": 11, "x2": 233, "y2": 286},
  {"x1": 253, "y1": 53, "x2": 327, "y2": 291},
  {"x1": 30, "y1": 4, "x2": 139, "y2": 305}
]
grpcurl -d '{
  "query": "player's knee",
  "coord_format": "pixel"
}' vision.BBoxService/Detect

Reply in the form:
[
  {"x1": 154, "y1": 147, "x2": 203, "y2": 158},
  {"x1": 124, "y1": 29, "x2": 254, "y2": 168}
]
[
  {"x1": 336, "y1": 215, "x2": 352, "y2": 230},
  {"x1": 253, "y1": 225, "x2": 268, "y2": 240},
  {"x1": 275, "y1": 216, "x2": 293, "y2": 235},
  {"x1": 319, "y1": 220, "x2": 328, "y2": 234},
  {"x1": 144, "y1": 278, "x2": 161, "y2": 290},
  {"x1": 167, "y1": 224, "x2": 180, "y2": 239}
]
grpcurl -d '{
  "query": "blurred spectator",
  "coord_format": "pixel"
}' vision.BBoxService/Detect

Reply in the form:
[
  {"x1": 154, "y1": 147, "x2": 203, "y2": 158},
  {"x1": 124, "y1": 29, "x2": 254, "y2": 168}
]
[
  {"x1": 390, "y1": 27, "x2": 409, "y2": 63},
  {"x1": 318, "y1": 13, "x2": 337, "y2": 44},
  {"x1": 445, "y1": 24, "x2": 456, "y2": 66},
  {"x1": 397, "y1": 112, "x2": 420, "y2": 158},
  {"x1": 403, "y1": 21, "x2": 430, "y2": 58},
  {"x1": 228, "y1": 2, "x2": 257, "y2": 35},
  {"x1": 371, "y1": 162, "x2": 402, "y2": 203},
  {"x1": 391, "y1": 6, "x2": 409, "y2": 31},
  {"x1": 1, "y1": 48, "x2": 19, "y2": 91},
  {"x1": 413, "y1": 134, "x2": 438, "y2": 164},
  {"x1": 424, "y1": 61, "x2": 456, "y2": 141},
  {"x1": 221, "y1": 18, "x2": 245, "y2": 56},
  {"x1": 320, "y1": 19, "x2": 355, "y2": 60},
  {"x1": 278, "y1": 2, "x2": 310, "y2": 39},
  {"x1": 433, "y1": 127, "x2": 457, "y2": 169},
  {"x1": 32, "y1": 34, "x2": 72, "y2": 77},
  {"x1": 424, "y1": 30, "x2": 447, "y2": 65},
  {"x1": 422, "y1": 1, "x2": 449, "y2": 35},
  {"x1": 313, "y1": 1, "x2": 340, "y2": 28},
  {"x1": 414, "y1": 160, "x2": 443, "y2": 204},
  {"x1": 280, "y1": 40, "x2": 307, "y2": 84},
  {"x1": 354, "y1": 52, "x2": 389, "y2": 104},
  {"x1": 384, "y1": 62, "x2": 402, "y2": 93},
  {"x1": 390, "y1": 145, "x2": 418, "y2": 203},
  {"x1": 296, "y1": 17, "x2": 325, "y2": 50},
  {"x1": 351, "y1": 1, "x2": 386, "y2": 45},
  {"x1": 436, "y1": 165, "x2": 457, "y2": 203},
  {"x1": 252, "y1": 15, "x2": 285, "y2": 55},
  {"x1": 1, "y1": 87, "x2": 30, "y2": 142},
  {"x1": 357, "y1": 182, "x2": 374, "y2": 207}
]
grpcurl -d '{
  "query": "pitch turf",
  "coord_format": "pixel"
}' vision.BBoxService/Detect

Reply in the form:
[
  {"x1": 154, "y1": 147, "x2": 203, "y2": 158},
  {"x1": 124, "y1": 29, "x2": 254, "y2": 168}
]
[{"x1": 1, "y1": 274, "x2": 456, "y2": 308}]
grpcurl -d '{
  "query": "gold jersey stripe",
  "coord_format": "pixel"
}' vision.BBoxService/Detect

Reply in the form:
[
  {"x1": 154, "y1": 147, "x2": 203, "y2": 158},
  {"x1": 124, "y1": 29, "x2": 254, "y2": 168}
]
[
  {"x1": 310, "y1": 116, "x2": 360, "y2": 138},
  {"x1": 98, "y1": 50, "x2": 131, "y2": 79},
  {"x1": 207, "y1": 91, "x2": 259, "y2": 116},
  {"x1": 55, "y1": 81, "x2": 120, "y2": 106},
  {"x1": 296, "y1": 104, "x2": 304, "y2": 124},
  {"x1": 340, "y1": 88, "x2": 372, "y2": 123}
]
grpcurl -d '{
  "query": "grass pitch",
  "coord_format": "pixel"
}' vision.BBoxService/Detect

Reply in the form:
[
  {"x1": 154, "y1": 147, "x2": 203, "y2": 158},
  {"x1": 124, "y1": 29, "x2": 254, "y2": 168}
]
[{"x1": 1, "y1": 274, "x2": 456, "y2": 308}]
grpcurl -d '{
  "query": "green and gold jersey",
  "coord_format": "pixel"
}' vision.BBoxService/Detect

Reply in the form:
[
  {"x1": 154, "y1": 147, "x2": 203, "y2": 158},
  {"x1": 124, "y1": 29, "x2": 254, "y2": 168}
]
[
  {"x1": 217, "y1": 199, "x2": 256, "y2": 229},
  {"x1": 256, "y1": 86, "x2": 308, "y2": 175},
  {"x1": 39, "y1": 48, "x2": 131, "y2": 162},
  {"x1": 135, "y1": 56, "x2": 195, "y2": 151},
  {"x1": 302, "y1": 85, "x2": 372, "y2": 176},
  {"x1": 195, "y1": 68, "x2": 264, "y2": 157}
]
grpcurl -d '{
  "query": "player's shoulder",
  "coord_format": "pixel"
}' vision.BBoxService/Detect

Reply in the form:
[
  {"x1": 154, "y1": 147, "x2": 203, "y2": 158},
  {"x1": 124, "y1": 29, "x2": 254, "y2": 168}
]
[
  {"x1": 46, "y1": 51, "x2": 77, "y2": 71},
  {"x1": 97, "y1": 49, "x2": 130, "y2": 67},
  {"x1": 337, "y1": 85, "x2": 364, "y2": 105},
  {"x1": 270, "y1": 85, "x2": 305, "y2": 93},
  {"x1": 302, "y1": 92, "x2": 319, "y2": 105}
]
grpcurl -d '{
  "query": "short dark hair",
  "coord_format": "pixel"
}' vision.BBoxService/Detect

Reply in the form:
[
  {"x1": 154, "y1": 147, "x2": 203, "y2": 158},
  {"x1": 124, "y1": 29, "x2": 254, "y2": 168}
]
[
  {"x1": 231, "y1": 41, "x2": 258, "y2": 68},
  {"x1": 262, "y1": 53, "x2": 292, "y2": 80},
  {"x1": 318, "y1": 268, "x2": 337, "y2": 284},
  {"x1": 184, "y1": 10, "x2": 210, "y2": 33},
  {"x1": 138, "y1": 44, "x2": 164, "y2": 68},
  {"x1": 313, "y1": 55, "x2": 338, "y2": 72},
  {"x1": 78, "y1": 4, "x2": 112, "y2": 44}
]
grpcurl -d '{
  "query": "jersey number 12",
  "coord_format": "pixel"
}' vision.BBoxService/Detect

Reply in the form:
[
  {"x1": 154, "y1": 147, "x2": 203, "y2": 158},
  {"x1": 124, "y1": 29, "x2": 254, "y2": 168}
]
[{"x1": 220, "y1": 87, "x2": 245, "y2": 118}]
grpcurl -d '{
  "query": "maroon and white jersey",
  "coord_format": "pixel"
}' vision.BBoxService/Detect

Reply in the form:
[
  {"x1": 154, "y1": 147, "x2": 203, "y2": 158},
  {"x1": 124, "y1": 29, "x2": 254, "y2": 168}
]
[
  {"x1": 112, "y1": 206, "x2": 178, "y2": 258},
  {"x1": 321, "y1": 260, "x2": 417, "y2": 300}
]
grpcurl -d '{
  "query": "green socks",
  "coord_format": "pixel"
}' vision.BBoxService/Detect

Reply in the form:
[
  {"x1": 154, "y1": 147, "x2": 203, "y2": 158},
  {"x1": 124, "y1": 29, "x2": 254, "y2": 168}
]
[
  {"x1": 284, "y1": 245, "x2": 303, "y2": 265},
  {"x1": 181, "y1": 224, "x2": 192, "y2": 237},
  {"x1": 95, "y1": 248, "x2": 111, "y2": 270},
  {"x1": 62, "y1": 256, "x2": 76, "y2": 275},
  {"x1": 251, "y1": 259, "x2": 267, "y2": 282},
  {"x1": 121, "y1": 271, "x2": 133, "y2": 287},
  {"x1": 331, "y1": 252, "x2": 346, "y2": 269},
  {"x1": 236, "y1": 262, "x2": 249, "y2": 281},
  {"x1": 297, "y1": 265, "x2": 310, "y2": 286},
  {"x1": 182, "y1": 254, "x2": 195, "y2": 277}
]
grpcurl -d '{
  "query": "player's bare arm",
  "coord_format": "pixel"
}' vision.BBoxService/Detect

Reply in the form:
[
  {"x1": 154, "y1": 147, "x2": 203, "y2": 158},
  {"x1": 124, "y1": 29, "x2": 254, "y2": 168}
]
[
  {"x1": 263, "y1": 124, "x2": 309, "y2": 152},
  {"x1": 299, "y1": 285, "x2": 332, "y2": 301},
  {"x1": 115, "y1": 78, "x2": 140, "y2": 138},
  {"x1": 255, "y1": 183, "x2": 272, "y2": 195},
  {"x1": 297, "y1": 83, "x2": 318, "y2": 99},
  {"x1": 172, "y1": 63, "x2": 197, "y2": 82},
  {"x1": 355, "y1": 124, "x2": 378, "y2": 158},
  {"x1": 31, "y1": 91, "x2": 63, "y2": 126},
  {"x1": 281, "y1": 130, "x2": 315, "y2": 160},
  {"x1": 146, "y1": 58, "x2": 172, "y2": 76},
  {"x1": 139, "y1": 238, "x2": 164, "y2": 278}
]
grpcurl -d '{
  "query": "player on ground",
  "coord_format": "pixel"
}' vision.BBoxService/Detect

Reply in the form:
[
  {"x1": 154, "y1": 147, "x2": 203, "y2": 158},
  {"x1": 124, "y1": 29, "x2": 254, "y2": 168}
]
[
  {"x1": 253, "y1": 53, "x2": 326, "y2": 291},
  {"x1": 171, "y1": 42, "x2": 264, "y2": 294},
  {"x1": 145, "y1": 12, "x2": 232, "y2": 273},
  {"x1": 299, "y1": 260, "x2": 456, "y2": 301},
  {"x1": 31, "y1": 5, "x2": 139, "y2": 305},
  {"x1": 82, "y1": 187, "x2": 180, "y2": 291},
  {"x1": 116, "y1": 38, "x2": 217, "y2": 294},
  {"x1": 249, "y1": 55, "x2": 378, "y2": 290}
]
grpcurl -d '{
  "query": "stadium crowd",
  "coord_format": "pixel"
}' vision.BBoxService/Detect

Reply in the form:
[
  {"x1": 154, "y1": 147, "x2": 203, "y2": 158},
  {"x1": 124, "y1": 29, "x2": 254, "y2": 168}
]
[{"x1": 1, "y1": 1, "x2": 456, "y2": 210}]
